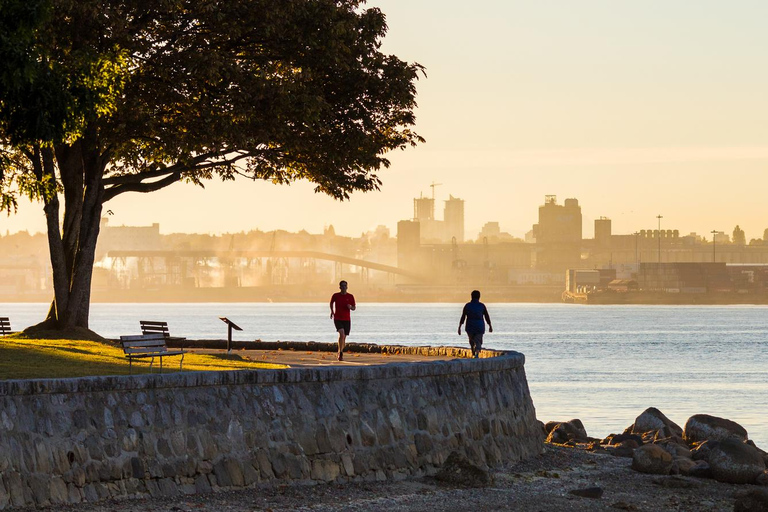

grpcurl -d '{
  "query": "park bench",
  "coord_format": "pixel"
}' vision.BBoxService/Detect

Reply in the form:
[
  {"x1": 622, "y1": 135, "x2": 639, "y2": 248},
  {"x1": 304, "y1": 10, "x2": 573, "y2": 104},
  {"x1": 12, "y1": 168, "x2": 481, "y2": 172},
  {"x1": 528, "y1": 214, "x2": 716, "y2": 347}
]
[
  {"x1": 140, "y1": 320, "x2": 186, "y2": 344},
  {"x1": 0, "y1": 317, "x2": 16, "y2": 336},
  {"x1": 120, "y1": 333, "x2": 185, "y2": 374}
]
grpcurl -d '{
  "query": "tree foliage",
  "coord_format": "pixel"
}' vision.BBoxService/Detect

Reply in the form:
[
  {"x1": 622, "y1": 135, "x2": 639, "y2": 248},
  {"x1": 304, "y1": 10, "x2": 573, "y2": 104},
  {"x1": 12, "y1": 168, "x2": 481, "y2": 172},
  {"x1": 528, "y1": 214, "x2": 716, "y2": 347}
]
[
  {"x1": 732, "y1": 225, "x2": 746, "y2": 246},
  {"x1": 0, "y1": 0, "x2": 423, "y2": 330}
]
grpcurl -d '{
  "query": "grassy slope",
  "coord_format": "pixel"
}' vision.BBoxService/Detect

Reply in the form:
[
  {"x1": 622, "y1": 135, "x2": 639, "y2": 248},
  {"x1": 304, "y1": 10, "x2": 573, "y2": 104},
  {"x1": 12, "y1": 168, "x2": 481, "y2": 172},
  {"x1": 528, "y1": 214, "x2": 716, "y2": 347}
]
[{"x1": 0, "y1": 337, "x2": 286, "y2": 380}]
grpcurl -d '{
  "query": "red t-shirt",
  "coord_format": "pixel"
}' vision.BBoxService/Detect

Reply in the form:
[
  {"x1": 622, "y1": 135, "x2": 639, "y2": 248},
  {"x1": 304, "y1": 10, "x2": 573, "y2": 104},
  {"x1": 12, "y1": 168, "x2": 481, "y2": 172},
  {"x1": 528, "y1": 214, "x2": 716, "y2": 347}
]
[{"x1": 330, "y1": 292, "x2": 356, "y2": 321}]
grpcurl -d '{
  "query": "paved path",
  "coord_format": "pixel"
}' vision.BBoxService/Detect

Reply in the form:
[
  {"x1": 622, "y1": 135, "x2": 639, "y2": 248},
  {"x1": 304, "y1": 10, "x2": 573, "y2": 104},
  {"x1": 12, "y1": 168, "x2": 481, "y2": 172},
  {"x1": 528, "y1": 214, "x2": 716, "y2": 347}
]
[{"x1": 189, "y1": 348, "x2": 460, "y2": 368}]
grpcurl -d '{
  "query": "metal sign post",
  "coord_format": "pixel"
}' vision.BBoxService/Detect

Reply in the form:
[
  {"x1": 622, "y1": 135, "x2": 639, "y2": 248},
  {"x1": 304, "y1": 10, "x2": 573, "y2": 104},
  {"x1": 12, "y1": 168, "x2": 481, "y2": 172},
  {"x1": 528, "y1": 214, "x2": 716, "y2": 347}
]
[{"x1": 219, "y1": 317, "x2": 243, "y2": 353}]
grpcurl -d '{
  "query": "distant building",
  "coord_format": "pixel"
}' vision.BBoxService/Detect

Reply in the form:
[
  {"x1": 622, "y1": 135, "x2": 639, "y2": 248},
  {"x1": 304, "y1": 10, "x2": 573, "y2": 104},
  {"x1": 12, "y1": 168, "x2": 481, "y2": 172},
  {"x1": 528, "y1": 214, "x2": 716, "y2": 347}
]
[
  {"x1": 410, "y1": 191, "x2": 465, "y2": 244},
  {"x1": 595, "y1": 217, "x2": 611, "y2": 247},
  {"x1": 443, "y1": 195, "x2": 465, "y2": 242},
  {"x1": 532, "y1": 196, "x2": 582, "y2": 273}
]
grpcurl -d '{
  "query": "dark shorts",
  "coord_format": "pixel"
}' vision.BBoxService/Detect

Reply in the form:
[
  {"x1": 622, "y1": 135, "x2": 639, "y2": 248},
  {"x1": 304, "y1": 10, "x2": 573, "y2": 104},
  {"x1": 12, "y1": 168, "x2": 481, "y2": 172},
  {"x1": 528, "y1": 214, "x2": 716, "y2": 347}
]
[
  {"x1": 467, "y1": 332, "x2": 483, "y2": 352},
  {"x1": 334, "y1": 320, "x2": 351, "y2": 336}
]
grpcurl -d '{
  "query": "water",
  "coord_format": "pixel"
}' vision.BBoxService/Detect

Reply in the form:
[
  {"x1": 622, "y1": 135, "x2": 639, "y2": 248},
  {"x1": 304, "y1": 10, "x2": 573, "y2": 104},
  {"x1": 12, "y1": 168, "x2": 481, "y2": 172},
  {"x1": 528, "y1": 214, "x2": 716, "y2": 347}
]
[{"x1": 3, "y1": 302, "x2": 767, "y2": 448}]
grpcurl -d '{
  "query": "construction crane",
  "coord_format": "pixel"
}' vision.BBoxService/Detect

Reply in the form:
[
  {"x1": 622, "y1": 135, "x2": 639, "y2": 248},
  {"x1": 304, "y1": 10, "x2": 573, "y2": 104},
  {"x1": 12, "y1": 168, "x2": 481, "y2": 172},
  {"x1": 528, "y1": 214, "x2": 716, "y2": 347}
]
[{"x1": 429, "y1": 181, "x2": 442, "y2": 199}]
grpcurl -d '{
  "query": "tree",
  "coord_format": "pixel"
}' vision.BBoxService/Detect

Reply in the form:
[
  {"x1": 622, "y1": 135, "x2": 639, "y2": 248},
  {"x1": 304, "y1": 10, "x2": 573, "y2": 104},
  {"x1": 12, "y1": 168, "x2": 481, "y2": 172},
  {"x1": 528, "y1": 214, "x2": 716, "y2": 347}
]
[
  {"x1": 732, "y1": 225, "x2": 746, "y2": 246},
  {"x1": 0, "y1": 0, "x2": 423, "y2": 332}
]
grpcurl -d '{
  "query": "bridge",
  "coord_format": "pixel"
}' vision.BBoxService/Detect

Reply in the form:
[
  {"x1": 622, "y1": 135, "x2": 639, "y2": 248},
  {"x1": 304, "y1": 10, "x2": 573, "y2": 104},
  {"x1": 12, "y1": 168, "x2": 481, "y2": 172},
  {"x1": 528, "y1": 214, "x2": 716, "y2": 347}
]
[{"x1": 106, "y1": 250, "x2": 424, "y2": 281}]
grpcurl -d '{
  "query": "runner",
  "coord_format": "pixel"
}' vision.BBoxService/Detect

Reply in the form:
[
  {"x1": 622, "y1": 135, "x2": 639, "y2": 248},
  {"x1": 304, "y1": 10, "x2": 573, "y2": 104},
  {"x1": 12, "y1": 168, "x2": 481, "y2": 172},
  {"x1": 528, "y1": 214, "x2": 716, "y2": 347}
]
[{"x1": 329, "y1": 280, "x2": 356, "y2": 360}]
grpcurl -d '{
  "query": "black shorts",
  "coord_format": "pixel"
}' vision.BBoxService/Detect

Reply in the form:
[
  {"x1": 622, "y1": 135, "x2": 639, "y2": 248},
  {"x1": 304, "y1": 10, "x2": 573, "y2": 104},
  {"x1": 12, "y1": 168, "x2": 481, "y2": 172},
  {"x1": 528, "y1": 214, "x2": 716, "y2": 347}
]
[{"x1": 334, "y1": 320, "x2": 351, "y2": 336}]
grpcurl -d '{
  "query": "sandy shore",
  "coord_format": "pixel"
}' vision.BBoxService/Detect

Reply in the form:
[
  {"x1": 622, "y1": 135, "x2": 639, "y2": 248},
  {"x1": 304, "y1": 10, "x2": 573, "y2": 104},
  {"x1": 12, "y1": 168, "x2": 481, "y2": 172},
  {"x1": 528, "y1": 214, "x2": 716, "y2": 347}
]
[{"x1": 38, "y1": 444, "x2": 758, "y2": 512}]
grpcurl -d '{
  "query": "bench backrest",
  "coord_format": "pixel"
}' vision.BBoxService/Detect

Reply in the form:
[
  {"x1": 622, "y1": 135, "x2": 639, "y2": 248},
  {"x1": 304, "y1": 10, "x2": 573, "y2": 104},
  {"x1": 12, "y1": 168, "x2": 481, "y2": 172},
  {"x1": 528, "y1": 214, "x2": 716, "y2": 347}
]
[
  {"x1": 0, "y1": 317, "x2": 11, "y2": 335},
  {"x1": 120, "y1": 334, "x2": 169, "y2": 354},
  {"x1": 140, "y1": 321, "x2": 171, "y2": 338}
]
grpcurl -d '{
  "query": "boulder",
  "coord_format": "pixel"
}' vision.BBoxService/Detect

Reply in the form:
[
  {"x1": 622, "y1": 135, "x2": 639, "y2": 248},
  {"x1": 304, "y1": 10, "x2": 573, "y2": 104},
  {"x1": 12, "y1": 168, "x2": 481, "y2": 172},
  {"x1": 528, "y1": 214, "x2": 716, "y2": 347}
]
[
  {"x1": 708, "y1": 438, "x2": 766, "y2": 484},
  {"x1": 626, "y1": 408, "x2": 683, "y2": 437},
  {"x1": 683, "y1": 414, "x2": 748, "y2": 444},
  {"x1": 671, "y1": 457, "x2": 698, "y2": 476},
  {"x1": 546, "y1": 420, "x2": 588, "y2": 444},
  {"x1": 690, "y1": 441, "x2": 713, "y2": 462},
  {"x1": 686, "y1": 460, "x2": 712, "y2": 479},
  {"x1": 434, "y1": 452, "x2": 493, "y2": 488},
  {"x1": 631, "y1": 444, "x2": 673, "y2": 475},
  {"x1": 568, "y1": 487, "x2": 603, "y2": 499},
  {"x1": 734, "y1": 488, "x2": 768, "y2": 512},
  {"x1": 605, "y1": 433, "x2": 643, "y2": 446}
]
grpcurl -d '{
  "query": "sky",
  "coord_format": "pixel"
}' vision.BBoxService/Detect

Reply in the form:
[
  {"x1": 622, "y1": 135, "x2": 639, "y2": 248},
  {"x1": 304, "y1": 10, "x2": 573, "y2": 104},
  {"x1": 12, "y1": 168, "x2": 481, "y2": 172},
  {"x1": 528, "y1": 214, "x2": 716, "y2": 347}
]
[{"x1": 3, "y1": 0, "x2": 768, "y2": 240}]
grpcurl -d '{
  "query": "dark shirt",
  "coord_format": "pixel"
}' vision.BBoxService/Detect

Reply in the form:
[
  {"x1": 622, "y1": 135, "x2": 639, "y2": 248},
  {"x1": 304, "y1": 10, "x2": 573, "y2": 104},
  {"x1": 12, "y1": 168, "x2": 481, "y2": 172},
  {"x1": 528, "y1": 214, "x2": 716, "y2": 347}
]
[{"x1": 461, "y1": 300, "x2": 490, "y2": 334}]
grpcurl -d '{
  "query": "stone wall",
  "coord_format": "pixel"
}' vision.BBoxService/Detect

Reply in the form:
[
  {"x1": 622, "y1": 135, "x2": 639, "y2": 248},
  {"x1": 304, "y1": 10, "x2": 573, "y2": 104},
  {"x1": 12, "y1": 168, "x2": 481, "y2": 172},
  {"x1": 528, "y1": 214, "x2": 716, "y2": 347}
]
[{"x1": 0, "y1": 345, "x2": 543, "y2": 509}]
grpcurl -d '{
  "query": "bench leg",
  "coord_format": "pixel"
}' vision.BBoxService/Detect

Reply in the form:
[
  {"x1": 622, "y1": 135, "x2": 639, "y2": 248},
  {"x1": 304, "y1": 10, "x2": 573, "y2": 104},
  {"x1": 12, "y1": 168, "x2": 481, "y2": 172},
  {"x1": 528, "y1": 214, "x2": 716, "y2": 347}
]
[
  {"x1": 179, "y1": 353, "x2": 184, "y2": 372},
  {"x1": 160, "y1": 355, "x2": 163, "y2": 374}
]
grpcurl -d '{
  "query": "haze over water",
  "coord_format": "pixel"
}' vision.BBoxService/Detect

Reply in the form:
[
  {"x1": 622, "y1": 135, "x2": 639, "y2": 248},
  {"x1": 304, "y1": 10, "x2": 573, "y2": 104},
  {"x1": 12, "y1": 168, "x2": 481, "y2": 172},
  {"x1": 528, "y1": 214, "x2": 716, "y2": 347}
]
[{"x1": 5, "y1": 302, "x2": 767, "y2": 449}]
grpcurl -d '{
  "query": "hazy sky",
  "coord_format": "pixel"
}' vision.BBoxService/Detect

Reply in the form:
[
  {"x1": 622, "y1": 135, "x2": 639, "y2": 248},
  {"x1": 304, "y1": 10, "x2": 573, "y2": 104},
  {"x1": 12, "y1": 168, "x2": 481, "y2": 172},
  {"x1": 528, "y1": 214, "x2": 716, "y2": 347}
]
[{"x1": 3, "y1": 0, "x2": 768, "y2": 240}]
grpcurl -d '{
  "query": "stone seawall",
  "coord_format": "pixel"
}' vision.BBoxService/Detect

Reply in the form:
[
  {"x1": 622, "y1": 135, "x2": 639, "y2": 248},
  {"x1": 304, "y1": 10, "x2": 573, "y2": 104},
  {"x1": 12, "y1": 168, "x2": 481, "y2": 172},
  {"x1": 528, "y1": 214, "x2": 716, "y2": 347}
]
[{"x1": 0, "y1": 345, "x2": 543, "y2": 509}]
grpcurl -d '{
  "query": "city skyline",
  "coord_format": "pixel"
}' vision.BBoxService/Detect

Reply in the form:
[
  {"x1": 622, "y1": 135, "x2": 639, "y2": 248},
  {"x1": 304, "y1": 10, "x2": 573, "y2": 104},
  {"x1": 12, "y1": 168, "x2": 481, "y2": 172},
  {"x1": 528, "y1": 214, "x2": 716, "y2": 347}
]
[{"x1": 3, "y1": 1, "x2": 768, "y2": 240}]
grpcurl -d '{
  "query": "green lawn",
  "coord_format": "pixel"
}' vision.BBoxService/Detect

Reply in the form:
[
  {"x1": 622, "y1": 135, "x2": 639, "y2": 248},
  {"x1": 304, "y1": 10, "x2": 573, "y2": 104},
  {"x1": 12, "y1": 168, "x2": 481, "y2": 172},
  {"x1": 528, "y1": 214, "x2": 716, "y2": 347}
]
[{"x1": 0, "y1": 337, "x2": 286, "y2": 380}]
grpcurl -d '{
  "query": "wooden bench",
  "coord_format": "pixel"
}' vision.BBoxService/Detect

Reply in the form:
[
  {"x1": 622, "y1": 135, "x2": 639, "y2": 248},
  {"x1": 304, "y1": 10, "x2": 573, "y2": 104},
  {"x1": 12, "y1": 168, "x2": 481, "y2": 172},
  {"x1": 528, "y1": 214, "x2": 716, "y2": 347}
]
[
  {"x1": 140, "y1": 320, "x2": 186, "y2": 344},
  {"x1": 0, "y1": 317, "x2": 16, "y2": 336},
  {"x1": 120, "y1": 334, "x2": 185, "y2": 374}
]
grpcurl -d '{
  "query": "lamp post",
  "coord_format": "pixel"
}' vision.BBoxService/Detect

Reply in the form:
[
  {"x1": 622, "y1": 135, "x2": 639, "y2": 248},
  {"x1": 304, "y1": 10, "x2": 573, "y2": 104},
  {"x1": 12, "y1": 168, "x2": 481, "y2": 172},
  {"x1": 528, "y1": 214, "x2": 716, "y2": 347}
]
[
  {"x1": 656, "y1": 215, "x2": 663, "y2": 263},
  {"x1": 711, "y1": 230, "x2": 717, "y2": 262}
]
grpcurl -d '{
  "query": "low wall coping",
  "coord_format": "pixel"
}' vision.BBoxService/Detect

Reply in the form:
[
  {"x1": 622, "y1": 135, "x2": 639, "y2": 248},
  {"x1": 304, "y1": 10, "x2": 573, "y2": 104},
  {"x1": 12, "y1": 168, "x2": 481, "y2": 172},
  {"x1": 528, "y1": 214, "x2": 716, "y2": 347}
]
[{"x1": 0, "y1": 343, "x2": 525, "y2": 397}]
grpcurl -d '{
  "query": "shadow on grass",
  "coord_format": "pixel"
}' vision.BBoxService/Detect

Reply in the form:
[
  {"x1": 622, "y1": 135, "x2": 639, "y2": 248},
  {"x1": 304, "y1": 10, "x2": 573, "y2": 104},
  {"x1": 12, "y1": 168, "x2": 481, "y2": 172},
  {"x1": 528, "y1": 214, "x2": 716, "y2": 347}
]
[
  {"x1": 0, "y1": 340, "x2": 286, "y2": 380},
  {"x1": 0, "y1": 344, "x2": 139, "y2": 379}
]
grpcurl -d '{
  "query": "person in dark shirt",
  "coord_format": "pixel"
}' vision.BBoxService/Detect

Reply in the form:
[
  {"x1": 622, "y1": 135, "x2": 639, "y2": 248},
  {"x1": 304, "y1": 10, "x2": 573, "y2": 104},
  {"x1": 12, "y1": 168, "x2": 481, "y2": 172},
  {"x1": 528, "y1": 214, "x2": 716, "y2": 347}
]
[
  {"x1": 330, "y1": 280, "x2": 356, "y2": 361},
  {"x1": 458, "y1": 290, "x2": 492, "y2": 358}
]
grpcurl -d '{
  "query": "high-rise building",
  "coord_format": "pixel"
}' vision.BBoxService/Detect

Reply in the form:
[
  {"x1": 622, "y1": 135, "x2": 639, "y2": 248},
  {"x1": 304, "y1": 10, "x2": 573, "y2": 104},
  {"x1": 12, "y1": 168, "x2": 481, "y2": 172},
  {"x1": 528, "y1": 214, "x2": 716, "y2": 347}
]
[
  {"x1": 595, "y1": 217, "x2": 612, "y2": 247},
  {"x1": 413, "y1": 196, "x2": 434, "y2": 222},
  {"x1": 443, "y1": 195, "x2": 465, "y2": 243},
  {"x1": 533, "y1": 195, "x2": 583, "y2": 272}
]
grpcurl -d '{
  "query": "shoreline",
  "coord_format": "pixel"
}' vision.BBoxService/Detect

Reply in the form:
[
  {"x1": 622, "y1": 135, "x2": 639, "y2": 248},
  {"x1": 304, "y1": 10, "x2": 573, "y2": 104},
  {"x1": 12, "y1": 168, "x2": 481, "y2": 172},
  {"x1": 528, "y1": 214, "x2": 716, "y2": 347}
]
[{"x1": 39, "y1": 445, "x2": 761, "y2": 512}]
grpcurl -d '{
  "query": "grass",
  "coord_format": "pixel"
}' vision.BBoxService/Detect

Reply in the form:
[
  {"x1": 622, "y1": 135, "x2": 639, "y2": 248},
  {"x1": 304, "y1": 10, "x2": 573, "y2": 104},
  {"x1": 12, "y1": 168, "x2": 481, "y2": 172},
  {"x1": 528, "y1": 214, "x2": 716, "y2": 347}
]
[{"x1": 0, "y1": 336, "x2": 287, "y2": 380}]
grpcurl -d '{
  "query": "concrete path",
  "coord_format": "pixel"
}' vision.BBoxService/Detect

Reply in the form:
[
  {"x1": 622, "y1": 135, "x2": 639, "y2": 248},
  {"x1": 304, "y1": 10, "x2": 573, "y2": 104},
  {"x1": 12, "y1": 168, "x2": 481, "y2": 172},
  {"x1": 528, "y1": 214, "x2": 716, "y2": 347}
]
[{"x1": 189, "y1": 348, "x2": 461, "y2": 368}]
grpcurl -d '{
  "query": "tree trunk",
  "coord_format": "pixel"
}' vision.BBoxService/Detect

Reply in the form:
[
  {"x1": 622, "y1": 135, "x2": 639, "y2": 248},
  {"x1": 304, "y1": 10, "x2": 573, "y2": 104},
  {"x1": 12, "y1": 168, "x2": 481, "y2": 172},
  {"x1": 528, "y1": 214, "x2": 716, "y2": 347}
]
[{"x1": 36, "y1": 132, "x2": 105, "y2": 332}]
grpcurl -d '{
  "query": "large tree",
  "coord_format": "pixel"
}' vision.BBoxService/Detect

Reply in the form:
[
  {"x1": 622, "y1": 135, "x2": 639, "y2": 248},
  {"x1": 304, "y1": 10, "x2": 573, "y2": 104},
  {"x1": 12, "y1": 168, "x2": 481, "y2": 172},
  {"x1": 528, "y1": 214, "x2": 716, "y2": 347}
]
[{"x1": 0, "y1": 0, "x2": 423, "y2": 331}]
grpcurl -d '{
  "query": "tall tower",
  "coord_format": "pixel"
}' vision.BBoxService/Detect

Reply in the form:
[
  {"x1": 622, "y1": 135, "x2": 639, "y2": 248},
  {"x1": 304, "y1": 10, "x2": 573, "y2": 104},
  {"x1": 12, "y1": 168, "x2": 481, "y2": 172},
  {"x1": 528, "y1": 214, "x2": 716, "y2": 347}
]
[
  {"x1": 413, "y1": 196, "x2": 434, "y2": 222},
  {"x1": 443, "y1": 195, "x2": 465, "y2": 243},
  {"x1": 535, "y1": 196, "x2": 583, "y2": 272},
  {"x1": 595, "y1": 217, "x2": 612, "y2": 247}
]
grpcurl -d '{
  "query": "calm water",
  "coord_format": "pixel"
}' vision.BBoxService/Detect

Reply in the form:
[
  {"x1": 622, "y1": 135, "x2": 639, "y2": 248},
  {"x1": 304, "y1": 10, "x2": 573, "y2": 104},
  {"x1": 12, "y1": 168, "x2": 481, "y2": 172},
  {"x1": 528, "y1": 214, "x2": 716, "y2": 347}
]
[{"x1": 3, "y1": 302, "x2": 768, "y2": 448}]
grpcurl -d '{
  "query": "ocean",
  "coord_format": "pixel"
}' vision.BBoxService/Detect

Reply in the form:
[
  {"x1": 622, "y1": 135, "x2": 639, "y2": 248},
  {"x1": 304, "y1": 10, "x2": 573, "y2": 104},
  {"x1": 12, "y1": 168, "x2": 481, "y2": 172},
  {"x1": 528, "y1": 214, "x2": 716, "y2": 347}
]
[{"x1": 3, "y1": 302, "x2": 767, "y2": 449}]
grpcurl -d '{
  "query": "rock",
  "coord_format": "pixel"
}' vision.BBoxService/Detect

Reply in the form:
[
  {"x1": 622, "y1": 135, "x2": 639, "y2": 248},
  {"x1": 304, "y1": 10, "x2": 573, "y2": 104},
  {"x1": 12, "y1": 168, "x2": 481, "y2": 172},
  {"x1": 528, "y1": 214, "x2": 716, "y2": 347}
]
[
  {"x1": 610, "y1": 501, "x2": 638, "y2": 511},
  {"x1": 662, "y1": 443, "x2": 691, "y2": 459},
  {"x1": 687, "y1": 460, "x2": 712, "y2": 479},
  {"x1": 708, "y1": 438, "x2": 766, "y2": 484},
  {"x1": 683, "y1": 414, "x2": 748, "y2": 444},
  {"x1": 605, "y1": 446, "x2": 635, "y2": 458},
  {"x1": 568, "y1": 486, "x2": 603, "y2": 499},
  {"x1": 690, "y1": 441, "x2": 713, "y2": 462},
  {"x1": 434, "y1": 452, "x2": 493, "y2": 488},
  {"x1": 651, "y1": 475, "x2": 702, "y2": 488},
  {"x1": 631, "y1": 444, "x2": 673, "y2": 475},
  {"x1": 734, "y1": 488, "x2": 768, "y2": 512},
  {"x1": 546, "y1": 420, "x2": 588, "y2": 444},
  {"x1": 626, "y1": 408, "x2": 683, "y2": 437},
  {"x1": 672, "y1": 457, "x2": 698, "y2": 476},
  {"x1": 606, "y1": 433, "x2": 643, "y2": 446}
]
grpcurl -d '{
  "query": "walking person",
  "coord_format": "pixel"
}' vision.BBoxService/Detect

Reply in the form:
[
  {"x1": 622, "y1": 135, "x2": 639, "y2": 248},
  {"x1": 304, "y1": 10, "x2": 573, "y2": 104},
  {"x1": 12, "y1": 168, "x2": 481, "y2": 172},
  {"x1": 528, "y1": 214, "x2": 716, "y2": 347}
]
[
  {"x1": 458, "y1": 290, "x2": 492, "y2": 358},
  {"x1": 330, "y1": 280, "x2": 356, "y2": 361}
]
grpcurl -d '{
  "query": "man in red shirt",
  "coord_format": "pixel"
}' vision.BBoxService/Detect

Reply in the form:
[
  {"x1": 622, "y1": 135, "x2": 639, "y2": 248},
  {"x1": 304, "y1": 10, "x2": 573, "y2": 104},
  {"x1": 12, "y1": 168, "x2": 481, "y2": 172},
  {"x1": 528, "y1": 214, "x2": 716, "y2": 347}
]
[{"x1": 330, "y1": 280, "x2": 356, "y2": 361}]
